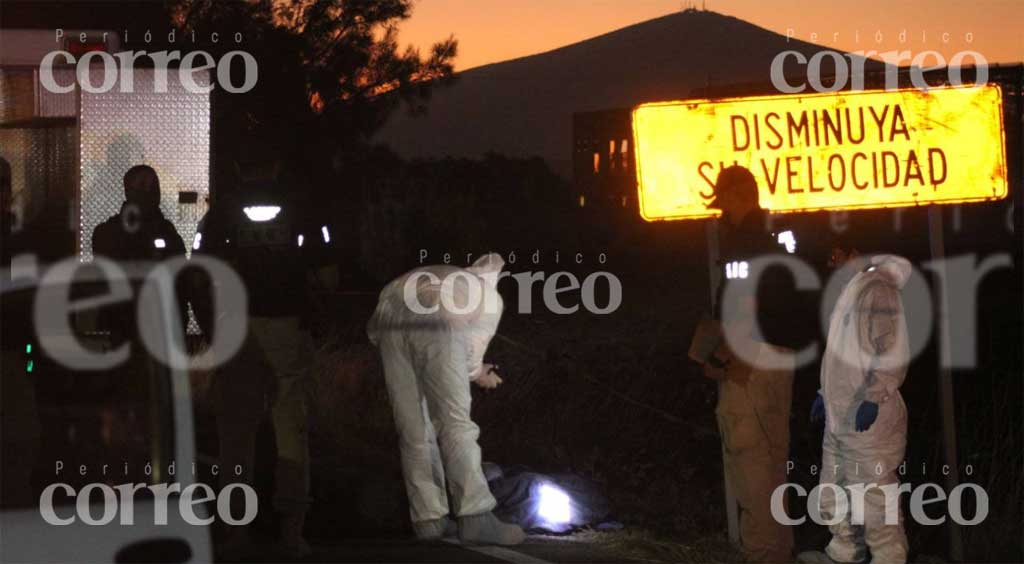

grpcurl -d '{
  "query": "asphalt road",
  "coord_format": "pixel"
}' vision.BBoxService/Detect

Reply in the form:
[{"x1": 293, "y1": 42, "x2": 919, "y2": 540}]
[{"x1": 228, "y1": 535, "x2": 633, "y2": 563}]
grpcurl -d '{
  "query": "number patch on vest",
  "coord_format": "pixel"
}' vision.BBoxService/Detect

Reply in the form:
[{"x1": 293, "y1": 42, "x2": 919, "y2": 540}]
[{"x1": 725, "y1": 260, "x2": 749, "y2": 280}]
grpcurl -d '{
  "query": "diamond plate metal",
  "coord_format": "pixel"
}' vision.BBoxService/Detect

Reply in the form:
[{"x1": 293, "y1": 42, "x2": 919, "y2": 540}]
[
  {"x1": 0, "y1": 69, "x2": 35, "y2": 123},
  {"x1": 0, "y1": 68, "x2": 76, "y2": 121},
  {"x1": 79, "y1": 68, "x2": 211, "y2": 262},
  {"x1": 0, "y1": 126, "x2": 77, "y2": 235},
  {"x1": 35, "y1": 68, "x2": 77, "y2": 118}
]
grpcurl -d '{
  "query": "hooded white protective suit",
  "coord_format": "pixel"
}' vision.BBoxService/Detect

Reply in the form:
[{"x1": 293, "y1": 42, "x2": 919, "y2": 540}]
[
  {"x1": 819, "y1": 255, "x2": 911, "y2": 564},
  {"x1": 367, "y1": 254, "x2": 505, "y2": 525}
]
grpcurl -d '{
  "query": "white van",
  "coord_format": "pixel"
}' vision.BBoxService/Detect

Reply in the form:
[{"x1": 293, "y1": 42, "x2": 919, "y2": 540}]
[
  {"x1": 0, "y1": 266, "x2": 213, "y2": 563},
  {"x1": 1, "y1": 28, "x2": 214, "y2": 563}
]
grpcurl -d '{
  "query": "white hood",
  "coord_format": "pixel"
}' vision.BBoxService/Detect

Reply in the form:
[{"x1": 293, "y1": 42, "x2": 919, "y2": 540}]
[
  {"x1": 868, "y1": 254, "x2": 912, "y2": 289},
  {"x1": 821, "y1": 253, "x2": 911, "y2": 436},
  {"x1": 367, "y1": 253, "x2": 506, "y2": 380}
]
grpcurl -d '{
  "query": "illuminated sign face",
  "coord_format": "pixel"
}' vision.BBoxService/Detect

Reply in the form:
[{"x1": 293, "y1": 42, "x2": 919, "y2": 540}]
[{"x1": 632, "y1": 85, "x2": 1007, "y2": 221}]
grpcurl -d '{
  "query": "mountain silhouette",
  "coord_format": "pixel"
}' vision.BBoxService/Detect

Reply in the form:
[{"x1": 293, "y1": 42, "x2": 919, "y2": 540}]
[{"x1": 375, "y1": 10, "x2": 884, "y2": 176}]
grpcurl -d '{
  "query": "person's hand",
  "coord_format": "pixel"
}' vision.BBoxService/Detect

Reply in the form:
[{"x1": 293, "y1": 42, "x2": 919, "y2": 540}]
[
  {"x1": 810, "y1": 393, "x2": 826, "y2": 424},
  {"x1": 471, "y1": 362, "x2": 494, "y2": 380},
  {"x1": 855, "y1": 401, "x2": 879, "y2": 432},
  {"x1": 473, "y1": 364, "x2": 503, "y2": 389}
]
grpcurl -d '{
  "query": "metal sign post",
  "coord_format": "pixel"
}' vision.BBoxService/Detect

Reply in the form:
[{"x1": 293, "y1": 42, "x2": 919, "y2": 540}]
[
  {"x1": 927, "y1": 205, "x2": 964, "y2": 562},
  {"x1": 705, "y1": 218, "x2": 740, "y2": 545}
]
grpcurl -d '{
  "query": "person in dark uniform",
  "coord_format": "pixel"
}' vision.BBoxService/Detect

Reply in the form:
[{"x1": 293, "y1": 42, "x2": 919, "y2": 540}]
[
  {"x1": 703, "y1": 165, "x2": 797, "y2": 563},
  {"x1": 93, "y1": 165, "x2": 187, "y2": 262},
  {"x1": 0, "y1": 156, "x2": 41, "y2": 509},
  {"x1": 192, "y1": 157, "x2": 337, "y2": 559},
  {"x1": 91, "y1": 165, "x2": 189, "y2": 340}
]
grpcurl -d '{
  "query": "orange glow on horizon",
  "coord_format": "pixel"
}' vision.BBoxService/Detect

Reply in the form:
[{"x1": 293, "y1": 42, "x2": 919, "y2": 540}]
[{"x1": 400, "y1": 1, "x2": 1022, "y2": 71}]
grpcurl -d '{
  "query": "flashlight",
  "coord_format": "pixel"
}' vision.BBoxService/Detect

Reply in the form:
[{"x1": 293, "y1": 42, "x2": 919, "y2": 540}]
[
  {"x1": 243, "y1": 205, "x2": 281, "y2": 222},
  {"x1": 536, "y1": 483, "x2": 571, "y2": 526}
]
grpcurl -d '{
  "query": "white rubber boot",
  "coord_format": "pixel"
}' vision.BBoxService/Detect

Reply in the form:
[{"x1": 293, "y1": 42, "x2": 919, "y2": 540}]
[
  {"x1": 413, "y1": 516, "x2": 458, "y2": 540},
  {"x1": 458, "y1": 512, "x2": 526, "y2": 546}
]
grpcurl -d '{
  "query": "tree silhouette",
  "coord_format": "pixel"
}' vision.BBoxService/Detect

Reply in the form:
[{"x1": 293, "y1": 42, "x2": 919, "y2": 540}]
[{"x1": 168, "y1": 0, "x2": 457, "y2": 183}]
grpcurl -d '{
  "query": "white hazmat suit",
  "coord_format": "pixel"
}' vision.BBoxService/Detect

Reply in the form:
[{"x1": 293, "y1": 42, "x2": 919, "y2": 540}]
[
  {"x1": 368, "y1": 254, "x2": 523, "y2": 543},
  {"x1": 819, "y1": 255, "x2": 911, "y2": 564}
]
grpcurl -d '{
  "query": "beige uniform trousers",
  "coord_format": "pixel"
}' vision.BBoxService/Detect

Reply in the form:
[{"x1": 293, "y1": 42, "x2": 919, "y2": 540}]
[{"x1": 716, "y1": 344, "x2": 794, "y2": 563}]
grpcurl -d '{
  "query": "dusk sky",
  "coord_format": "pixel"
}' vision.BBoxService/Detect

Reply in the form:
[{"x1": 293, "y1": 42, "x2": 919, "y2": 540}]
[{"x1": 401, "y1": 0, "x2": 1023, "y2": 70}]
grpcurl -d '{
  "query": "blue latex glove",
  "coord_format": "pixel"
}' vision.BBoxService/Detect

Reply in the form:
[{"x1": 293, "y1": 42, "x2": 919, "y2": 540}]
[
  {"x1": 810, "y1": 393, "x2": 825, "y2": 424},
  {"x1": 855, "y1": 401, "x2": 879, "y2": 432}
]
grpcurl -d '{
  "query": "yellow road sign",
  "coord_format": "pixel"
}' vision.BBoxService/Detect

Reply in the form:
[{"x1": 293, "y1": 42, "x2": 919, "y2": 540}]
[{"x1": 632, "y1": 85, "x2": 1007, "y2": 221}]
